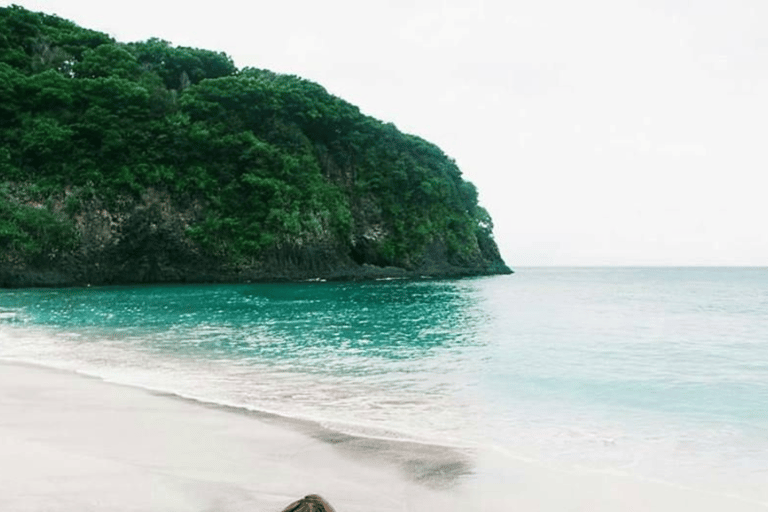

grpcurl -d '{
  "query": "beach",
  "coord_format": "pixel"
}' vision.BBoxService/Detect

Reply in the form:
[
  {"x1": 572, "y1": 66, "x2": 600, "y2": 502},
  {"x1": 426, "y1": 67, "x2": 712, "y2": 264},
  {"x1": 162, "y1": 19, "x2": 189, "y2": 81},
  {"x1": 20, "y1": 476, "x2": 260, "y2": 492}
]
[
  {"x1": 2, "y1": 272, "x2": 767, "y2": 511},
  {"x1": 0, "y1": 361, "x2": 468, "y2": 512},
  {"x1": 3, "y1": 359, "x2": 767, "y2": 512}
]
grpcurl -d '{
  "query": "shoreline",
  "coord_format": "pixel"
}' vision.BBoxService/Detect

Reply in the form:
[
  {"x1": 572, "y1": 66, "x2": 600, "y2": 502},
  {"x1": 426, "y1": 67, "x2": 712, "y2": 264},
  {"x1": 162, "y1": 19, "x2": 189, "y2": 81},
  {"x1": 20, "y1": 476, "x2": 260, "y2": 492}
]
[
  {"x1": 144, "y1": 388, "x2": 476, "y2": 489},
  {"x1": 0, "y1": 360, "x2": 469, "y2": 512},
  {"x1": 2, "y1": 359, "x2": 768, "y2": 511},
  {"x1": 0, "y1": 263, "x2": 513, "y2": 289}
]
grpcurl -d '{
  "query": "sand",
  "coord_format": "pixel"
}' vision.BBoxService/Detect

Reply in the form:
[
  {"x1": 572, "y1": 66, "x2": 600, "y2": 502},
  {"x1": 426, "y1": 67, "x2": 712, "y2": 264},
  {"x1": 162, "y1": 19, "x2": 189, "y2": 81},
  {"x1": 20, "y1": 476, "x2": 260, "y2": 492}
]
[
  {"x1": 0, "y1": 361, "x2": 464, "y2": 512},
  {"x1": 2, "y1": 360, "x2": 767, "y2": 512}
]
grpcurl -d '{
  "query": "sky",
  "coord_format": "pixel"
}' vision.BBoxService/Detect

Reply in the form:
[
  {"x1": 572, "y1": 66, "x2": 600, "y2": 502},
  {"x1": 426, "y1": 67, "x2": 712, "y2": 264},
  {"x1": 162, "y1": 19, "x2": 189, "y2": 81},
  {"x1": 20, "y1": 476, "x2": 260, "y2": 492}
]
[{"x1": 4, "y1": 0, "x2": 768, "y2": 266}]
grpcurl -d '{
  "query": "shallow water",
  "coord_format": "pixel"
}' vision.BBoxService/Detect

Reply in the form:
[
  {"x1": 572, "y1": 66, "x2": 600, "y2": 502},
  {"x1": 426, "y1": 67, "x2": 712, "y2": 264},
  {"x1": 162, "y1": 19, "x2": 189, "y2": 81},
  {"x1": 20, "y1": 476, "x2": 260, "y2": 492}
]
[{"x1": 1, "y1": 268, "x2": 767, "y2": 505}]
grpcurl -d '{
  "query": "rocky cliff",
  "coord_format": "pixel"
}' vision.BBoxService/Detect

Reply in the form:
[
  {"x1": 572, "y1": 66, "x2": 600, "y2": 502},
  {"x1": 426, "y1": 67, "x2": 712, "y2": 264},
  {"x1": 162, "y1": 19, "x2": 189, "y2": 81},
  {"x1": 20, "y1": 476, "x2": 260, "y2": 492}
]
[
  {"x1": 0, "y1": 6, "x2": 511, "y2": 287},
  {"x1": 0, "y1": 185, "x2": 510, "y2": 287}
]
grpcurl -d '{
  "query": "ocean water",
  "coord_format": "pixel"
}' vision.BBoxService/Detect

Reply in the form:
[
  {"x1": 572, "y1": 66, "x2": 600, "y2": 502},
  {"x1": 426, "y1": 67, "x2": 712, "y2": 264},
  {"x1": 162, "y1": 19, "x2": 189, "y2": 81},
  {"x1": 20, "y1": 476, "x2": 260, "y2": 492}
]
[{"x1": 1, "y1": 268, "x2": 767, "y2": 505}]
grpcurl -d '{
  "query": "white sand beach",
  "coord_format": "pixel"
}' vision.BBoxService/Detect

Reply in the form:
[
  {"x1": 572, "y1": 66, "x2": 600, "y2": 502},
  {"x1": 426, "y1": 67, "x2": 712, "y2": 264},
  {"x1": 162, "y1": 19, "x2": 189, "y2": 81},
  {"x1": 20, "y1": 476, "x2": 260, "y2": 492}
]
[
  {"x1": 0, "y1": 361, "x2": 463, "y2": 512},
  {"x1": 2, "y1": 360, "x2": 767, "y2": 512}
]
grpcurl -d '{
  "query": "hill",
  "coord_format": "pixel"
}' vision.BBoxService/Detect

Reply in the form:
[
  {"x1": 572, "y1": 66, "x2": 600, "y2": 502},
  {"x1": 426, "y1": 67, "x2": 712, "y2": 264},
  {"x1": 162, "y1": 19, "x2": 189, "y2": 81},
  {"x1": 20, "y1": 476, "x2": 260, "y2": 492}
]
[{"x1": 0, "y1": 5, "x2": 511, "y2": 286}]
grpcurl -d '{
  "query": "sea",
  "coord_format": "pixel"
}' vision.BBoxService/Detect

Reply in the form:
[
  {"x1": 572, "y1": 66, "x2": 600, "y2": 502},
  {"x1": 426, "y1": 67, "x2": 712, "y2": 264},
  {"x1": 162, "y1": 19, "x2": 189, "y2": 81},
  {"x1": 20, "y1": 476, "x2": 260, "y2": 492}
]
[{"x1": 1, "y1": 267, "x2": 767, "y2": 506}]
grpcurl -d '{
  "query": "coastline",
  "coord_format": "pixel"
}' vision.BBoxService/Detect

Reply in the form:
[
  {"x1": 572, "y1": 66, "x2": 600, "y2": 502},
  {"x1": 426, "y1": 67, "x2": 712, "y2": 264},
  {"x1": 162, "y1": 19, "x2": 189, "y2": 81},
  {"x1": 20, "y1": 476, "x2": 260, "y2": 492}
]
[
  {"x1": 0, "y1": 262, "x2": 513, "y2": 288},
  {"x1": 0, "y1": 360, "x2": 467, "y2": 512},
  {"x1": 2, "y1": 359, "x2": 768, "y2": 511}
]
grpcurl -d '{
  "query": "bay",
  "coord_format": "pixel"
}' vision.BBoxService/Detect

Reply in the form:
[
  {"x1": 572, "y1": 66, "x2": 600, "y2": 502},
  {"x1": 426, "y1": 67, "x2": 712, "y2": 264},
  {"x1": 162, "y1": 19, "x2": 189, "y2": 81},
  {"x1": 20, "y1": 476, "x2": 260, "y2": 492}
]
[{"x1": 1, "y1": 268, "x2": 767, "y2": 505}]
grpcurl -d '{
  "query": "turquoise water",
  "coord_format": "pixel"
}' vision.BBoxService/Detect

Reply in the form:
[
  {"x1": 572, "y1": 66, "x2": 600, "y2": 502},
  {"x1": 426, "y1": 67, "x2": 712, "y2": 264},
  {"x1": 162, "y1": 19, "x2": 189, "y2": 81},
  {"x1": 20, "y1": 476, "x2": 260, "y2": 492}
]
[{"x1": 1, "y1": 268, "x2": 767, "y2": 503}]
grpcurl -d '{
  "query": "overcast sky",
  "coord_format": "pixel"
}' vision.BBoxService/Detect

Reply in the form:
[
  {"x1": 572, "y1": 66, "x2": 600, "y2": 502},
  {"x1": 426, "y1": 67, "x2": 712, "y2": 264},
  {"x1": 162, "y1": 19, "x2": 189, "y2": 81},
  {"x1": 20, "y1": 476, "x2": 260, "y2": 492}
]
[{"x1": 5, "y1": 0, "x2": 768, "y2": 266}]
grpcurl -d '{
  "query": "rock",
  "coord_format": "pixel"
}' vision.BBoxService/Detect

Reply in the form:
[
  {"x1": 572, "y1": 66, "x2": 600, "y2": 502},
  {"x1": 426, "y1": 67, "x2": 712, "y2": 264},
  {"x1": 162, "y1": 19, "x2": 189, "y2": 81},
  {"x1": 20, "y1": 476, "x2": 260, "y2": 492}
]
[
  {"x1": 0, "y1": 186, "x2": 511, "y2": 287},
  {"x1": 279, "y1": 494, "x2": 337, "y2": 512}
]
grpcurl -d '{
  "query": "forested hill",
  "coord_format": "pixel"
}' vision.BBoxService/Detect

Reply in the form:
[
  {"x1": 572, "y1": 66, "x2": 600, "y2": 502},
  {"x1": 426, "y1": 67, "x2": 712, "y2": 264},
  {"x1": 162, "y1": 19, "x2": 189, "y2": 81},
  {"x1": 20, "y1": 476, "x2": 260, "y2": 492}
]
[{"x1": 0, "y1": 6, "x2": 511, "y2": 286}]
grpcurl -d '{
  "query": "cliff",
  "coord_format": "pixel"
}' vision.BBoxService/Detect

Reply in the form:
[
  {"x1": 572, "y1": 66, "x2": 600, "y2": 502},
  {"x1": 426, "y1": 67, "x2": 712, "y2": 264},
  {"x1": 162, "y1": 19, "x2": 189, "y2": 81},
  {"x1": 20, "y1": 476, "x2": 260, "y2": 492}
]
[{"x1": 0, "y1": 6, "x2": 511, "y2": 286}]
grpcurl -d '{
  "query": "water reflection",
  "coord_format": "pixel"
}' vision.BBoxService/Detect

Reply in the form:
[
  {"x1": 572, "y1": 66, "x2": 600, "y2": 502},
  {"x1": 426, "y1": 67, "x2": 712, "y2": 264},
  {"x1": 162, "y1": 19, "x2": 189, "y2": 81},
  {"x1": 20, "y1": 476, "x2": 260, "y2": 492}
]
[{"x1": 0, "y1": 280, "x2": 488, "y2": 364}]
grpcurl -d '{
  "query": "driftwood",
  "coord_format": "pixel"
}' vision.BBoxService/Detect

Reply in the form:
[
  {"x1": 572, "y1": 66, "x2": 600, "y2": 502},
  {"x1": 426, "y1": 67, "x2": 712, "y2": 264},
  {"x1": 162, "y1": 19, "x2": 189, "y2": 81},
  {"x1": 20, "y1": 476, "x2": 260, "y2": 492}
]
[{"x1": 280, "y1": 494, "x2": 337, "y2": 512}]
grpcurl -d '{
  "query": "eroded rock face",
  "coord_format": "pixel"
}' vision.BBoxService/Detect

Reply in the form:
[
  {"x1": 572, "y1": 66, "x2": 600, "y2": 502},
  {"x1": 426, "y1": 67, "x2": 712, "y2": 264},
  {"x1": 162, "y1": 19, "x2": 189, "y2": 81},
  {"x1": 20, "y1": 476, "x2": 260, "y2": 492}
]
[
  {"x1": 64, "y1": 190, "x2": 208, "y2": 284},
  {"x1": 0, "y1": 188, "x2": 510, "y2": 287}
]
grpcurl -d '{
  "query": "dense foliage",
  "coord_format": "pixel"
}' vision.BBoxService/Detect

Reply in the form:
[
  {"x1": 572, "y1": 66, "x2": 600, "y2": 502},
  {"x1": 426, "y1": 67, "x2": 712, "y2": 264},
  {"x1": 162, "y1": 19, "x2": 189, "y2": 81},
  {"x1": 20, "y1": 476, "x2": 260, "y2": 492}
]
[{"x1": 0, "y1": 5, "x2": 504, "y2": 276}]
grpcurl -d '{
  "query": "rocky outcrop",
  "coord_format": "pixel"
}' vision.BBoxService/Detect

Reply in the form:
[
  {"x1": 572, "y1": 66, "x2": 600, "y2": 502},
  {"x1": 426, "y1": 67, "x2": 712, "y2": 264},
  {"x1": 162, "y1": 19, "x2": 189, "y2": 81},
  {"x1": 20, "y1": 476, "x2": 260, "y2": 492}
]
[{"x1": 0, "y1": 189, "x2": 511, "y2": 287}]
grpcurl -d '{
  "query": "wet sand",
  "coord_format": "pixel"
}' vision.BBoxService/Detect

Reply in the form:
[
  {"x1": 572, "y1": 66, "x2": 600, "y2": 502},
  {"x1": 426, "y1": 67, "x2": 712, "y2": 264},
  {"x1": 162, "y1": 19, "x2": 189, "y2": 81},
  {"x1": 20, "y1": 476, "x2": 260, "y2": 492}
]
[
  {"x1": 0, "y1": 361, "x2": 464, "y2": 512},
  {"x1": 2, "y1": 360, "x2": 767, "y2": 512}
]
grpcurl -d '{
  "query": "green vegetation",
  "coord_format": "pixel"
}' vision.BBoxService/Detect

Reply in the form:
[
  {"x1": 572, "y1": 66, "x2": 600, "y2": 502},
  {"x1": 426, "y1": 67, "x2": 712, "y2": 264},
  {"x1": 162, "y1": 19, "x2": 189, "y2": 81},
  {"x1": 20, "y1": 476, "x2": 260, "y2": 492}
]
[
  {"x1": 0, "y1": 186, "x2": 78, "y2": 261},
  {"x1": 0, "y1": 5, "x2": 507, "y2": 277}
]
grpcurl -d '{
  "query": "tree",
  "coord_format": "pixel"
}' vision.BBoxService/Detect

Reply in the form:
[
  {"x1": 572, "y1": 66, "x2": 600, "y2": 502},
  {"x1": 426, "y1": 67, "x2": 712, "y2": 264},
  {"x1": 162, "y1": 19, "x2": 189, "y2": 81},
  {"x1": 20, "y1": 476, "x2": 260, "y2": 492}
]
[{"x1": 74, "y1": 44, "x2": 140, "y2": 79}]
